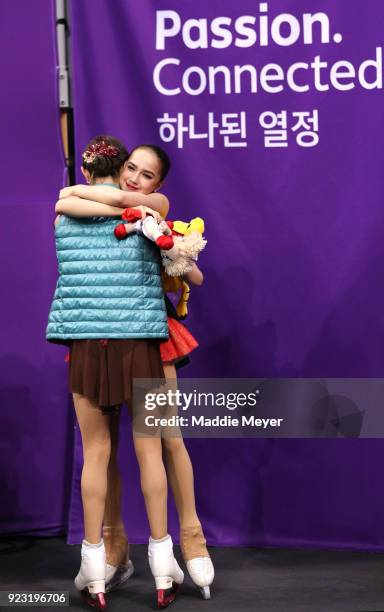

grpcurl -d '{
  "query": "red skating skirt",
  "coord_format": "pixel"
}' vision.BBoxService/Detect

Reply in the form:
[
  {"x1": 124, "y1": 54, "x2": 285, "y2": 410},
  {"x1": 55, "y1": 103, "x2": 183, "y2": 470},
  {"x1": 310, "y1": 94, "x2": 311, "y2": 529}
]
[{"x1": 160, "y1": 317, "x2": 198, "y2": 364}]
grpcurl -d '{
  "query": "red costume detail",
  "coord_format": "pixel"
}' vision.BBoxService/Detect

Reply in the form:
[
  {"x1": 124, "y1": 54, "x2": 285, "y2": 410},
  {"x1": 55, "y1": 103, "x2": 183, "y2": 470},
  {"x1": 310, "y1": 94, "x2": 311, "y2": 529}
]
[{"x1": 160, "y1": 318, "x2": 198, "y2": 363}]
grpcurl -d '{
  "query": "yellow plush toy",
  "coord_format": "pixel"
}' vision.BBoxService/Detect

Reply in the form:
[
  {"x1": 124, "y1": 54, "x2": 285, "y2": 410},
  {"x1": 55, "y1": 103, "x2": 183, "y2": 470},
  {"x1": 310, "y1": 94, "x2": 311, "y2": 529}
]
[
  {"x1": 162, "y1": 217, "x2": 206, "y2": 318},
  {"x1": 162, "y1": 274, "x2": 191, "y2": 319},
  {"x1": 161, "y1": 217, "x2": 206, "y2": 277}
]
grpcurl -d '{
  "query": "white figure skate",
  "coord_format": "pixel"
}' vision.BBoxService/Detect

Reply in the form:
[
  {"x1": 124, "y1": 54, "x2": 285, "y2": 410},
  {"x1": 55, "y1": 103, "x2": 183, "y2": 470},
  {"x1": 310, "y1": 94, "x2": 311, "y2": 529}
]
[
  {"x1": 74, "y1": 540, "x2": 106, "y2": 610},
  {"x1": 148, "y1": 534, "x2": 184, "y2": 608},
  {"x1": 180, "y1": 525, "x2": 214, "y2": 599}
]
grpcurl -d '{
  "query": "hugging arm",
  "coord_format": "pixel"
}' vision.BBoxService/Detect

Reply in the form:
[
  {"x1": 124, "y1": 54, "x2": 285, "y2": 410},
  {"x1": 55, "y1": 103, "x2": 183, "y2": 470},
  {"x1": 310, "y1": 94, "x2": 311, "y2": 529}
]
[
  {"x1": 60, "y1": 185, "x2": 169, "y2": 218},
  {"x1": 55, "y1": 197, "x2": 124, "y2": 217}
]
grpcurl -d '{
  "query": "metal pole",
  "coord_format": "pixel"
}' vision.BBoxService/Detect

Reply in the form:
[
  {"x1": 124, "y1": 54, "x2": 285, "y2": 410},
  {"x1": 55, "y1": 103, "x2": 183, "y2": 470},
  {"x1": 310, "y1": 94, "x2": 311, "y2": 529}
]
[
  {"x1": 56, "y1": 0, "x2": 70, "y2": 108},
  {"x1": 55, "y1": 0, "x2": 75, "y2": 184}
]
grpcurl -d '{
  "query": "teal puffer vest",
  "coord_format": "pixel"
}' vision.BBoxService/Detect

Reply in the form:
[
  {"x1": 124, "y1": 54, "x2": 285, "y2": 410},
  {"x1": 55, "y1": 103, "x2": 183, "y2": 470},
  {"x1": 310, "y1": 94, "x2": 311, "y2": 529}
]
[{"x1": 46, "y1": 215, "x2": 168, "y2": 341}]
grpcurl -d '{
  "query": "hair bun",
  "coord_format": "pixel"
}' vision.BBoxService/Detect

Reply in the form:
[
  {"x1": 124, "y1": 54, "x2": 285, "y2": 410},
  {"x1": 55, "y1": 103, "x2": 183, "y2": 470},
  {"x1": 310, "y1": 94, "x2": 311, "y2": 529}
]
[{"x1": 82, "y1": 142, "x2": 119, "y2": 164}]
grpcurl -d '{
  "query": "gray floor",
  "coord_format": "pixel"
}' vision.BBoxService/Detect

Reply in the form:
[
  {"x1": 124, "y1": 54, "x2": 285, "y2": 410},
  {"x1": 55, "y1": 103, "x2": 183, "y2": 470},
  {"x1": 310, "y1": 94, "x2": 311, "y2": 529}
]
[{"x1": 0, "y1": 537, "x2": 384, "y2": 611}]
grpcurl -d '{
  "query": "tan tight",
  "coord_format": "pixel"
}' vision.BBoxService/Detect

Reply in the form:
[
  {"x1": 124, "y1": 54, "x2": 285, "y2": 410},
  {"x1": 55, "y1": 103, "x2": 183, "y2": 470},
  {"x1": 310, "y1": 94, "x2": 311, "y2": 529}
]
[
  {"x1": 73, "y1": 392, "x2": 111, "y2": 544},
  {"x1": 104, "y1": 362, "x2": 201, "y2": 548},
  {"x1": 103, "y1": 413, "x2": 129, "y2": 565},
  {"x1": 75, "y1": 362, "x2": 201, "y2": 555},
  {"x1": 104, "y1": 413, "x2": 124, "y2": 531},
  {"x1": 162, "y1": 363, "x2": 200, "y2": 528},
  {"x1": 133, "y1": 436, "x2": 168, "y2": 539}
]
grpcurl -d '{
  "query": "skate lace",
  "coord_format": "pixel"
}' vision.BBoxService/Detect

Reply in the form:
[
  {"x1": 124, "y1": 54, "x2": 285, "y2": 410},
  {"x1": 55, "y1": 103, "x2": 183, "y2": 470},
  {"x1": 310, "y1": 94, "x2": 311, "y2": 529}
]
[{"x1": 189, "y1": 556, "x2": 211, "y2": 575}]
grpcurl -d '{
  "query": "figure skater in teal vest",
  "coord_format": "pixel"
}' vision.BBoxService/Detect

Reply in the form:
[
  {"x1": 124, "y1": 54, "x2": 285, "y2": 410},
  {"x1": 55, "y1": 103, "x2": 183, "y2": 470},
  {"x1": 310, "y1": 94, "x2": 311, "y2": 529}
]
[{"x1": 48, "y1": 135, "x2": 171, "y2": 609}]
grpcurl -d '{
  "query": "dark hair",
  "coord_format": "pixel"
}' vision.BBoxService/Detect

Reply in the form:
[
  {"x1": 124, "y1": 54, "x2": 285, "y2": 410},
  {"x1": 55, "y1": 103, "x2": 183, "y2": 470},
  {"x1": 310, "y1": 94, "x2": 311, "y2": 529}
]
[
  {"x1": 82, "y1": 135, "x2": 128, "y2": 179},
  {"x1": 129, "y1": 145, "x2": 171, "y2": 181}
]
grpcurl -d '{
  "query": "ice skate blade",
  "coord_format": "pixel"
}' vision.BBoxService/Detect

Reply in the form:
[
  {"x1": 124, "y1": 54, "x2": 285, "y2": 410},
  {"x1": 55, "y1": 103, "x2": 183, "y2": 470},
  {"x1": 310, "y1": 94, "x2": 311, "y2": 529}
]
[
  {"x1": 157, "y1": 581, "x2": 180, "y2": 609},
  {"x1": 81, "y1": 590, "x2": 107, "y2": 610},
  {"x1": 105, "y1": 561, "x2": 134, "y2": 593},
  {"x1": 200, "y1": 585, "x2": 211, "y2": 600}
]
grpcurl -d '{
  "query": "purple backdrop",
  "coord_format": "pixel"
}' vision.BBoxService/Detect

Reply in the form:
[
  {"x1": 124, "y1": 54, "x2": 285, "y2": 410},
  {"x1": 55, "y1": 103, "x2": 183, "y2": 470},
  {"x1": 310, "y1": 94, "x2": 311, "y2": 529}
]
[
  {"x1": 67, "y1": 0, "x2": 384, "y2": 549},
  {"x1": 69, "y1": 0, "x2": 384, "y2": 378},
  {"x1": 2, "y1": 0, "x2": 384, "y2": 550},
  {"x1": 0, "y1": 0, "x2": 72, "y2": 535}
]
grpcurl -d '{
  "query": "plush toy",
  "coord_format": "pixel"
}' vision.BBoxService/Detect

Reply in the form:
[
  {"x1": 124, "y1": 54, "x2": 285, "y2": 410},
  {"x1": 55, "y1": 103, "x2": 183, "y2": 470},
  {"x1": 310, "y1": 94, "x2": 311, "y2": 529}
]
[
  {"x1": 114, "y1": 208, "x2": 174, "y2": 250},
  {"x1": 162, "y1": 274, "x2": 191, "y2": 319},
  {"x1": 114, "y1": 210, "x2": 207, "y2": 278},
  {"x1": 162, "y1": 217, "x2": 206, "y2": 318},
  {"x1": 161, "y1": 217, "x2": 206, "y2": 277}
]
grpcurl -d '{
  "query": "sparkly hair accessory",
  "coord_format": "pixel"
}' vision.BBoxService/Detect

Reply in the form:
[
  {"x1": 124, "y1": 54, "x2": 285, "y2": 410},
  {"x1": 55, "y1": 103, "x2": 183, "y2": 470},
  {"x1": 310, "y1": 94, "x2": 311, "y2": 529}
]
[{"x1": 82, "y1": 142, "x2": 120, "y2": 164}]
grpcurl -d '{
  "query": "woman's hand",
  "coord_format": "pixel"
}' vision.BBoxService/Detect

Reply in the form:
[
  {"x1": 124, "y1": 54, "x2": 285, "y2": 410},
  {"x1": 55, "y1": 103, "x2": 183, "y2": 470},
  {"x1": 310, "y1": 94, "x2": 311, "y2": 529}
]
[{"x1": 135, "y1": 205, "x2": 163, "y2": 224}]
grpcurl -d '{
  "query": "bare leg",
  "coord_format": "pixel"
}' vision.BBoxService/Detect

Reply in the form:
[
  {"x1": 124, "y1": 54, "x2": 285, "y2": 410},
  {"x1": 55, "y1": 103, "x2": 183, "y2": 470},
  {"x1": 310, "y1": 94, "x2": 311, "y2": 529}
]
[
  {"x1": 133, "y1": 435, "x2": 168, "y2": 539},
  {"x1": 103, "y1": 411, "x2": 129, "y2": 567},
  {"x1": 162, "y1": 363, "x2": 200, "y2": 528},
  {"x1": 73, "y1": 393, "x2": 111, "y2": 544}
]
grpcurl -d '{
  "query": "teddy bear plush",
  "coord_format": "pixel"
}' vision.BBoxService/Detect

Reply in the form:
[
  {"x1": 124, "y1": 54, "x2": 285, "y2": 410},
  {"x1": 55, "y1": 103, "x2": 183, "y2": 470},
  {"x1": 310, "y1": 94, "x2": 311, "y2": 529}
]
[
  {"x1": 160, "y1": 217, "x2": 206, "y2": 276},
  {"x1": 114, "y1": 209, "x2": 206, "y2": 277}
]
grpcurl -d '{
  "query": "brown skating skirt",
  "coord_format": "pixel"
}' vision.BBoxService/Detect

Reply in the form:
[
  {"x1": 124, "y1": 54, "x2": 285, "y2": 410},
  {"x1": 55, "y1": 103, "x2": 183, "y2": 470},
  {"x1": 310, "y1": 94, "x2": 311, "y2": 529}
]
[{"x1": 69, "y1": 339, "x2": 164, "y2": 412}]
